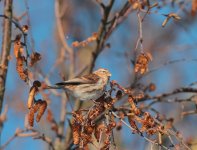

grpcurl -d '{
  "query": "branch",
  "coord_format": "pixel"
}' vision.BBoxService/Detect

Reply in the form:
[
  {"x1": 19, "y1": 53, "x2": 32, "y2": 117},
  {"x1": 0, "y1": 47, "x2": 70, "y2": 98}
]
[
  {"x1": 90, "y1": 0, "x2": 115, "y2": 72},
  {"x1": 141, "y1": 87, "x2": 197, "y2": 102},
  {"x1": 0, "y1": 0, "x2": 13, "y2": 114},
  {"x1": 139, "y1": 58, "x2": 197, "y2": 80},
  {"x1": 104, "y1": 1, "x2": 132, "y2": 40},
  {"x1": 135, "y1": 11, "x2": 143, "y2": 52},
  {"x1": 112, "y1": 111, "x2": 169, "y2": 150}
]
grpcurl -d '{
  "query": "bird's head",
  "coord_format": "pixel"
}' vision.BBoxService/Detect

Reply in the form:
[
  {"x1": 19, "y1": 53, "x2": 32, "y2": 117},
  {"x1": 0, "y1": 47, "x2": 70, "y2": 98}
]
[{"x1": 93, "y1": 68, "x2": 111, "y2": 78}]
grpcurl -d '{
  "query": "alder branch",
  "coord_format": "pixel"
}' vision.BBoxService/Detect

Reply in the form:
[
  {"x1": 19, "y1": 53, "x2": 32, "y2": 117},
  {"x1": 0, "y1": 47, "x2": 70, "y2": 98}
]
[
  {"x1": 144, "y1": 96, "x2": 195, "y2": 109},
  {"x1": 181, "y1": 110, "x2": 197, "y2": 116},
  {"x1": 138, "y1": 58, "x2": 197, "y2": 80},
  {"x1": 90, "y1": 0, "x2": 115, "y2": 72},
  {"x1": 141, "y1": 87, "x2": 197, "y2": 102},
  {"x1": 0, "y1": 0, "x2": 13, "y2": 114},
  {"x1": 104, "y1": 1, "x2": 132, "y2": 40}
]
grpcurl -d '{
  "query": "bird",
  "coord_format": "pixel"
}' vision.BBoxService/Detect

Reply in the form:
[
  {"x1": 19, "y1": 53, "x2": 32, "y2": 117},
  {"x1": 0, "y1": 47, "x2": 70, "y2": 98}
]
[{"x1": 48, "y1": 68, "x2": 111, "y2": 101}]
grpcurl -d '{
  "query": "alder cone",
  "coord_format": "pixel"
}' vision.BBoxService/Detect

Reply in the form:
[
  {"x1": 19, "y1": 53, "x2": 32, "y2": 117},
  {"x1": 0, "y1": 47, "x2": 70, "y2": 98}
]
[
  {"x1": 128, "y1": 115, "x2": 139, "y2": 133},
  {"x1": 13, "y1": 35, "x2": 22, "y2": 58},
  {"x1": 29, "y1": 52, "x2": 41, "y2": 67},
  {"x1": 16, "y1": 56, "x2": 28, "y2": 82},
  {"x1": 149, "y1": 83, "x2": 156, "y2": 92},
  {"x1": 94, "y1": 123, "x2": 105, "y2": 142},
  {"x1": 28, "y1": 108, "x2": 35, "y2": 127},
  {"x1": 46, "y1": 109, "x2": 53, "y2": 122},
  {"x1": 33, "y1": 100, "x2": 43, "y2": 113},
  {"x1": 36, "y1": 101, "x2": 47, "y2": 122},
  {"x1": 27, "y1": 87, "x2": 37, "y2": 109},
  {"x1": 134, "y1": 52, "x2": 152, "y2": 74},
  {"x1": 71, "y1": 121, "x2": 81, "y2": 145}
]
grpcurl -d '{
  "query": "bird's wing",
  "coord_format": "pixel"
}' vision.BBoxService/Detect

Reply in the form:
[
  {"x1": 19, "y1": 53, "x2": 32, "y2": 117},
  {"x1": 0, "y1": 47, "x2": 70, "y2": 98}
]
[{"x1": 55, "y1": 73, "x2": 100, "y2": 86}]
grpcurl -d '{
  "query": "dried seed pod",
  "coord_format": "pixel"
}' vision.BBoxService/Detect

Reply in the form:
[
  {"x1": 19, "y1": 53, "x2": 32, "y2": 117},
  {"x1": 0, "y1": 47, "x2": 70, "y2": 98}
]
[
  {"x1": 191, "y1": 0, "x2": 197, "y2": 16},
  {"x1": 14, "y1": 34, "x2": 28, "y2": 81},
  {"x1": 33, "y1": 80, "x2": 41, "y2": 87},
  {"x1": 91, "y1": 32, "x2": 97, "y2": 40},
  {"x1": 128, "y1": 96, "x2": 137, "y2": 110},
  {"x1": 129, "y1": 0, "x2": 141, "y2": 9},
  {"x1": 133, "y1": 107, "x2": 141, "y2": 116},
  {"x1": 162, "y1": 13, "x2": 181, "y2": 27},
  {"x1": 71, "y1": 120, "x2": 81, "y2": 145},
  {"x1": 72, "y1": 41, "x2": 80, "y2": 47},
  {"x1": 80, "y1": 132, "x2": 92, "y2": 147},
  {"x1": 94, "y1": 123, "x2": 106, "y2": 142},
  {"x1": 27, "y1": 81, "x2": 41, "y2": 109},
  {"x1": 36, "y1": 101, "x2": 47, "y2": 122},
  {"x1": 46, "y1": 109, "x2": 53, "y2": 122},
  {"x1": 146, "y1": 128, "x2": 157, "y2": 135},
  {"x1": 28, "y1": 108, "x2": 35, "y2": 127},
  {"x1": 46, "y1": 109, "x2": 58, "y2": 133},
  {"x1": 128, "y1": 114, "x2": 139, "y2": 133},
  {"x1": 140, "y1": 112, "x2": 156, "y2": 134},
  {"x1": 148, "y1": 83, "x2": 156, "y2": 92},
  {"x1": 131, "y1": 89, "x2": 144, "y2": 100},
  {"x1": 134, "y1": 52, "x2": 152, "y2": 74},
  {"x1": 29, "y1": 52, "x2": 42, "y2": 67},
  {"x1": 16, "y1": 56, "x2": 28, "y2": 81},
  {"x1": 88, "y1": 104, "x2": 105, "y2": 121},
  {"x1": 168, "y1": 13, "x2": 181, "y2": 20},
  {"x1": 72, "y1": 32, "x2": 97, "y2": 48},
  {"x1": 27, "y1": 86, "x2": 38, "y2": 109},
  {"x1": 0, "y1": 105, "x2": 8, "y2": 124},
  {"x1": 84, "y1": 123, "x2": 95, "y2": 134},
  {"x1": 165, "y1": 118, "x2": 174, "y2": 129},
  {"x1": 51, "y1": 122, "x2": 58, "y2": 134},
  {"x1": 72, "y1": 111, "x2": 84, "y2": 124},
  {"x1": 116, "y1": 90, "x2": 122, "y2": 99},
  {"x1": 14, "y1": 34, "x2": 22, "y2": 58},
  {"x1": 33, "y1": 99, "x2": 43, "y2": 113},
  {"x1": 162, "y1": 16, "x2": 170, "y2": 27},
  {"x1": 116, "y1": 121, "x2": 122, "y2": 131},
  {"x1": 107, "y1": 122, "x2": 116, "y2": 132},
  {"x1": 22, "y1": 25, "x2": 29, "y2": 33}
]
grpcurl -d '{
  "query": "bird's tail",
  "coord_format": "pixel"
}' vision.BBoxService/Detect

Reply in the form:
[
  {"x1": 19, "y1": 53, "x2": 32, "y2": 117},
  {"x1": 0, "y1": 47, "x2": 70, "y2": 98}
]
[{"x1": 45, "y1": 85, "x2": 63, "y2": 89}]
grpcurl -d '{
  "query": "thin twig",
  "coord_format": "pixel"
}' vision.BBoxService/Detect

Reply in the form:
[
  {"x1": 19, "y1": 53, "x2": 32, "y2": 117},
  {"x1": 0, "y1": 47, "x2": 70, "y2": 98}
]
[
  {"x1": 139, "y1": 58, "x2": 197, "y2": 80},
  {"x1": 90, "y1": 0, "x2": 115, "y2": 72},
  {"x1": 141, "y1": 87, "x2": 197, "y2": 102},
  {"x1": 1, "y1": 128, "x2": 54, "y2": 150}
]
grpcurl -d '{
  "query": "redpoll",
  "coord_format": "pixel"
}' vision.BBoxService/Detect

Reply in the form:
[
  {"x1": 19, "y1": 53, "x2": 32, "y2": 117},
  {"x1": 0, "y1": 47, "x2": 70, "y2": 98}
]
[{"x1": 49, "y1": 68, "x2": 111, "y2": 101}]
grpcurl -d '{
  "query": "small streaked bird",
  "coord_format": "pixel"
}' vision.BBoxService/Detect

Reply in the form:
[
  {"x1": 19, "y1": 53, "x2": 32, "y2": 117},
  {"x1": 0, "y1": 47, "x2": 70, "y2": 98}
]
[{"x1": 49, "y1": 68, "x2": 111, "y2": 101}]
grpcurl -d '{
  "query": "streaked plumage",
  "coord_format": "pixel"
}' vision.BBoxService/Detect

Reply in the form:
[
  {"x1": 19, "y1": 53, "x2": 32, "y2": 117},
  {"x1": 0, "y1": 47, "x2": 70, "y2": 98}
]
[{"x1": 50, "y1": 68, "x2": 111, "y2": 101}]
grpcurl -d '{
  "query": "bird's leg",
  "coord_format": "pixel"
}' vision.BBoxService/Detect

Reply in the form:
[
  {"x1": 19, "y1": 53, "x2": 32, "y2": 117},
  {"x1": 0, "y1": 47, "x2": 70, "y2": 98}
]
[{"x1": 104, "y1": 91, "x2": 111, "y2": 99}]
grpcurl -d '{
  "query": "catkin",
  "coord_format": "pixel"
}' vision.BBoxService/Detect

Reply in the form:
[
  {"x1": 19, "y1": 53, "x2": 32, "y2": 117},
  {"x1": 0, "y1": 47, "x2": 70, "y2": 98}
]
[{"x1": 36, "y1": 101, "x2": 47, "y2": 122}]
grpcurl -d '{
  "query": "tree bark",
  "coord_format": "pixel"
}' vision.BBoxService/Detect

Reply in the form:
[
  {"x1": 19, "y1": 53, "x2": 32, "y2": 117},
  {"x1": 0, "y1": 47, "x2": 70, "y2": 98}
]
[{"x1": 0, "y1": 0, "x2": 13, "y2": 114}]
